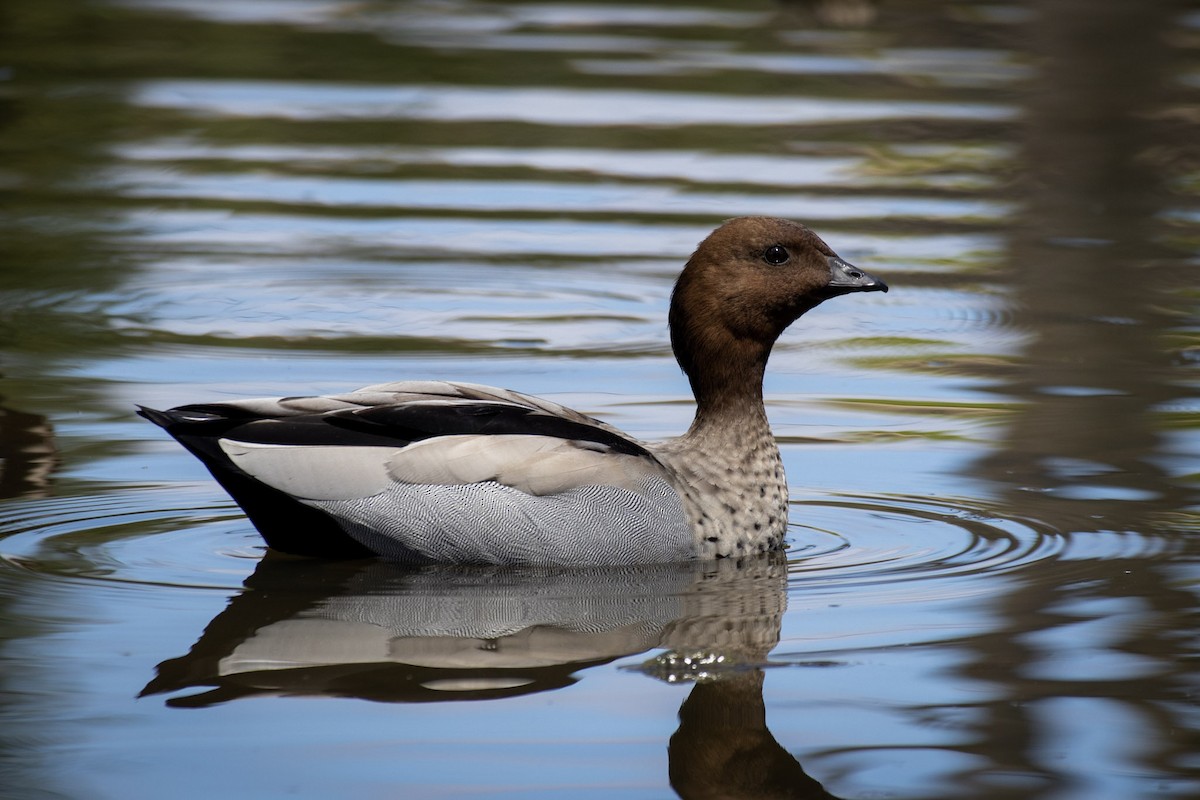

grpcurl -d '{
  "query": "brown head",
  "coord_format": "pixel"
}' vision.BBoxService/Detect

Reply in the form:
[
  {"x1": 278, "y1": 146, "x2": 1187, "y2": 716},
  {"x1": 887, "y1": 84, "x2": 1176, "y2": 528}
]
[{"x1": 669, "y1": 216, "x2": 888, "y2": 412}]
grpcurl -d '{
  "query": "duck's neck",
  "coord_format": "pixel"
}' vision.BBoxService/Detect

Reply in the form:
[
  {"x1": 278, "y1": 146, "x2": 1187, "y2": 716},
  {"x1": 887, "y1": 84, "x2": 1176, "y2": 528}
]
[
  {"x1": 666, "y1": 275, "x2": 785, "y2": 449},
  {"x1": 662, "y1": 335, "x2": 789, "y2": 559},
  {"x1": 679, "y1": 335, "x2": 774, "y2": 444}
]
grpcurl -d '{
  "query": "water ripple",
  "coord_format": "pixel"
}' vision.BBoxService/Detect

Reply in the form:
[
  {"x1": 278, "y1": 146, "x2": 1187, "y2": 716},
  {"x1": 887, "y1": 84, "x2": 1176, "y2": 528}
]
[
  {"x1": 106, "y1": 167, "x2": 1009, "y2": 222},
  {"x1": 132, "y1": 80, "x2": 1015, "y2": 126},
  {"x1": 1, "y1": 486, "x2": 1175, "y2": 597},
  {"x1": 0, "y1": 489, "x2": 261, "y2": 590},
  {"x1": 782, "y1": 492, "x2": 1184, "y2": 596}
]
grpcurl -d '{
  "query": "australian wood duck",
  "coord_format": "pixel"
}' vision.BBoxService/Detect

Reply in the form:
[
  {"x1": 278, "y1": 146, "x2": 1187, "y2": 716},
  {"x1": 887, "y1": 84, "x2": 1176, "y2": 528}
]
[{"x1": 139, "y1": 217, "x2": 888, "y2": 564}]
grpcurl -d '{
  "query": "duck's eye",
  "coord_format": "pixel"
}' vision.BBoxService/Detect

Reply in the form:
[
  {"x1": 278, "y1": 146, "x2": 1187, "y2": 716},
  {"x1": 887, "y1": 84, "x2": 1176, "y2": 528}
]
[{"x1": 762, "y1": 244, "x2": 790, "y2": 265}]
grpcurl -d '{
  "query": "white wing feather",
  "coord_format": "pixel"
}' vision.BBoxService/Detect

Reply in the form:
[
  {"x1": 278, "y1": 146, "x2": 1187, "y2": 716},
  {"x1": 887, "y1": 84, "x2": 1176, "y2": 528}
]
[
  {"x1": 385, "y1": 434, "x2": 659, "y2": 495},
  {"x1": 221, "y1": 434, "x2": 666, "y2": 501},
  {"x1": 219, "y1": 440, "x2": 402, "y2": 500}
]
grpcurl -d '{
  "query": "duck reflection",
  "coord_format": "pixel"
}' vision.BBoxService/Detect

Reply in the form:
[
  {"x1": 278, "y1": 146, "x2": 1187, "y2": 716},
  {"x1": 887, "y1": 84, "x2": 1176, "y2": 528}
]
[
  {"x1": 670, "y1": 671, "x2": 838, "y2": 800},
  {"x1": 0, "y1": 403, "x2": 57, "y2": 500},
  {"x1": 144, "y1": 550, "x2": 839, "y2": 798}
]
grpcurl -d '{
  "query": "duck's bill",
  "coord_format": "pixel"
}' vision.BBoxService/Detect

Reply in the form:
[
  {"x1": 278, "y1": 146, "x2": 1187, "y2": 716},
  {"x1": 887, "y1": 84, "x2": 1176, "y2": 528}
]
[{"x1": 825, "y1": 256, "x2": 889, "y2": 295}]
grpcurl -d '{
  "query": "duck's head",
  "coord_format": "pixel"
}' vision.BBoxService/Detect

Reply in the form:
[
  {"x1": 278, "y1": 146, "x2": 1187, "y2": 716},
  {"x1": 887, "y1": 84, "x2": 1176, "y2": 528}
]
[{"x1": 669, "y1": 217, "x2": 888, "y2": 404}]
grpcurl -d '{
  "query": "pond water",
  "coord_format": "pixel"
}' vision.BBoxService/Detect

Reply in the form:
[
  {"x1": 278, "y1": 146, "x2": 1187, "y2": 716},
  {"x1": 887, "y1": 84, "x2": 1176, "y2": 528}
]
[{"x1": 2, "y1": 1, "x2": 1198, "y2": 798}]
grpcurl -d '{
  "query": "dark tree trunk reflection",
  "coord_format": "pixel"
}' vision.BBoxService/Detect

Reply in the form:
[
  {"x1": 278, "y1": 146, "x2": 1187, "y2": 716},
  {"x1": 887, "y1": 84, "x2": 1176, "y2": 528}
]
[{"x1": 963, "y1": 0, "x2": 1199, "y2": 794}]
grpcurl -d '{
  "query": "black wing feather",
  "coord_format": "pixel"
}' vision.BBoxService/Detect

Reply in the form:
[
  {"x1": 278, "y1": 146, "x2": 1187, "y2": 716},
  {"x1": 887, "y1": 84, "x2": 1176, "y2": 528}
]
[
  {"x1": 136, "y1": 405, "x2": 373, "y2": 558},
  {"x1": 328, "y1": 402, "x2": 653, "y2": 457}
]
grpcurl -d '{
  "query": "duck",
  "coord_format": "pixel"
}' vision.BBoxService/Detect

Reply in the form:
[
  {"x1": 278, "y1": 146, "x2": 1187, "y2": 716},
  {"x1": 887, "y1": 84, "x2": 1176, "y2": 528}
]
[{"x1": 139, "y1": 217, "x2": 888, "y2": 565}]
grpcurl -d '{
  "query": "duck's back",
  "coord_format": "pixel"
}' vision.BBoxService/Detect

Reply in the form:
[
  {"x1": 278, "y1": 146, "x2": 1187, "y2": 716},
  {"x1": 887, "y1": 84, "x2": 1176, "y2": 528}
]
[{"x1": 139, "y1": 381, "x2": 694, "y2": 564}]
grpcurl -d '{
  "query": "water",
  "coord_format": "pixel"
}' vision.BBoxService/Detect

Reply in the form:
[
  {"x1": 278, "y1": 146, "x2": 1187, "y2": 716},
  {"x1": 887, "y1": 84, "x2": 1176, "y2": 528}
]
[{"x1": 1, "y1": 0, "x2": 1197, "y2": 797}]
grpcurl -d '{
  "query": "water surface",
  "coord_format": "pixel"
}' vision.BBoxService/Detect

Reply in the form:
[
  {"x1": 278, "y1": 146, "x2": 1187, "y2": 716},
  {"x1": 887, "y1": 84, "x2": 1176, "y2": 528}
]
[{"x1": 1, "y1": 1, "x2": 1198, "y2": 798}]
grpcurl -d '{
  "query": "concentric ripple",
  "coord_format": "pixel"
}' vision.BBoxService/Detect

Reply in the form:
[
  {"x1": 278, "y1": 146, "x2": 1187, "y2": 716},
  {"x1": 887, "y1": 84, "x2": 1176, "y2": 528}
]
[
  {"x1": 1, "y1": 484, "x2": 1179, "y2": 598},
  {"x1": 0, "y1": 487, "x2": 262, "y2": 590},
  {"x1": 786, "y1": 493, "x2": 1060, "y2": 583},
  {"x1": 782, "y1": 491, "x2": 1187, "y2": 596}
]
